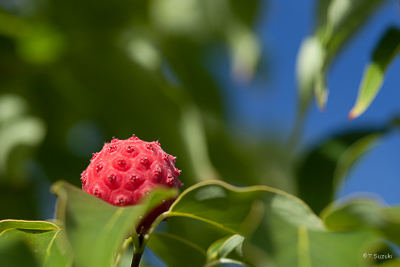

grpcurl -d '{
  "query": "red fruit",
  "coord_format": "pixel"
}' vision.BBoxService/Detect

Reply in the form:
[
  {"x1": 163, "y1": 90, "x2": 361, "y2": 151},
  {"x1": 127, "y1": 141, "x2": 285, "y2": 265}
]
[{"x1": 81, "y1": 135, "x2": 182, "y2": 207}]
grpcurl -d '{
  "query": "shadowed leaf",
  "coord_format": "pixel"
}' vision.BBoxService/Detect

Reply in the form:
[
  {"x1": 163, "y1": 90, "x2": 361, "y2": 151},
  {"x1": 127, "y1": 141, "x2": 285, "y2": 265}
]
[
  {"x1": 51, "y1": 181, "x2": 177, "y2": 267},
  {"x1": 297, "y1": 128, "x2": 384, "y2": 214},
  {"x1": 147, "y1": 232, "x2": 206, "y2": 267}
]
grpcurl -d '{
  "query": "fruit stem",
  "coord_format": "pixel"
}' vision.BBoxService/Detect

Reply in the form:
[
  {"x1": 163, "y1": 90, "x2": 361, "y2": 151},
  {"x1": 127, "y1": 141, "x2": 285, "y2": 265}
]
[
  {"x1": 131, "y1": 251, "x2": 143, "y2": 267},
  {"x1": 130, "y1": 230, "x2": 145, "y2": 267},
  {"x1": 142, "y1": 212, "x2": 169, "y2": 245}
]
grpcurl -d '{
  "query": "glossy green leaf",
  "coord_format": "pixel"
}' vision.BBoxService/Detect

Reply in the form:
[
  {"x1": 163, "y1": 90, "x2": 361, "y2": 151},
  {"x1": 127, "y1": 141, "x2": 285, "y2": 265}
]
[
  {"x1": 322, "y1": 199, "x2": 400, "y2": 246},
  {"x1": 167, "y1": 180, "x2": 383, "y2": 267},
  {"x1": 51, "y1": 181, "x2": 177, "y2": 267},
  {"x1": 0, "y1": 220, "x2": 67, "y2": 266},
  {"x1": 147, "y1": 232, "x2": 206, "y2": 267},
  {"x1": 167, "y1": 180, "x2": 325, "y2": 236},
  {"x1": 349, "y1": 27, "x2": 400, "y2": 119}
]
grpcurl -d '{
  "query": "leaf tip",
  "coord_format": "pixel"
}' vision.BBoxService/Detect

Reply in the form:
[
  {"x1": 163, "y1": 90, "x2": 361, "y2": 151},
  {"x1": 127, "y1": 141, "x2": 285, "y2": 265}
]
[
  {"x1": 348, "y1": 108, "x2": 360, "y2": 120},
  {"x1": 50, "y1": 180, "x2": 68, "y2": 195},
  {"x1": 317, "y1": 102, "x2": 326, "y2": 113},
  {"x1": 315, "y1": 89, "x2": 328, "y2": 113}
]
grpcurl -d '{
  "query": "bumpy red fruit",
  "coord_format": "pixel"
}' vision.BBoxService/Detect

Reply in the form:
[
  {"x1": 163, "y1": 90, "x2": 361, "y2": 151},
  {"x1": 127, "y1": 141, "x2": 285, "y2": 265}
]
[{"x1": 81, "y1": 135, "x2": 182, "y2": 206}]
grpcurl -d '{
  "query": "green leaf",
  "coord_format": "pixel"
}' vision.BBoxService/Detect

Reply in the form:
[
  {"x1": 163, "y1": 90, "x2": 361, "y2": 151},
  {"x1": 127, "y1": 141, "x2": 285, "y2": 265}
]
[
  {"x1": 325, "y1": 0, "x2": 387, "y2": 61},
  {"x1": 349, "y1": 27, "x2": 400, "y2": 119},
  {"x1": 227, "y1": 23, "x2": 261, "y2": 82},
  {"x1": 246, "y1": 208, "x2": 379, "y2": 267},
  {"x1": 322, "y1": 199, "x2": 400, "y2": 246},
  {"x1": 315, "y1": 0, "x2": 332, "y2": 29},
  {"x1": 165, "y1": 216, "x2": 235, "y2": 256},
  {"x1": 147, "y1": 231, "x2": 250, "y2": 267},
  {"x1": 296, "y1": 36, "x2": 326, "y2": 112},
  {"x1": 304, "y1": 0, "x2": 388, "y2": 110},
  {"x1": 375, "y1": 259, "x2": 400, "y2": 267},
  {"x1": 167, "y1": 180, "x2": 383, "y2": 267},
  {"x1": 0, "y1": 220, "x2": 66, "y2": 266},
  {"x1": 167, "y1": 180, "x2": 325, "y2": 236},
  {"x1": 332, "y1": 132, "x2": 381, "y2": 188},
  {"x1": 296, "y1": 128, "x2": 384, "y2": 214},
  {"x1": 0, "y1": 238, "x2": 38, "y2": 267},
  {"x1": 51, "y1": 181, "x2": 177, "y2": 267},
  {"x1": 0, "y1": 93, "x2": 46, "y2": 184},
  {"x1": 206, "y1": 234, "x2": 251, "y2": 267},
  {"x1": 0, "y1": 219, "x2": 58, "y2": 233},
  {"x1": 147, "y1": 232, "x2": 206, "y2": 267}
]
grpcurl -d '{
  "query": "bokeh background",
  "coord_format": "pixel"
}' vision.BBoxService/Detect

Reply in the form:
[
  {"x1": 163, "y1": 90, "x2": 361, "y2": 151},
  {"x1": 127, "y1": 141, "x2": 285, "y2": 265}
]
[{"x1": 0, "y1": 0, "x2": 399, "y2": 264}]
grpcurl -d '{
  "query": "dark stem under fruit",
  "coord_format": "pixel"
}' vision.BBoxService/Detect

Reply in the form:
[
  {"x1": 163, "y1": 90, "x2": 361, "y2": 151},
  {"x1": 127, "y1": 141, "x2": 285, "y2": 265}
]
[
  {"x1": 131, "y1": 231, "x2": 144, "y2": 267},
  {"x1": 131, "y1": 251, "x2": 143, "y2": 267},
  {"x1": 129, "y1": 200, "x2": 175, "y2": 267}
]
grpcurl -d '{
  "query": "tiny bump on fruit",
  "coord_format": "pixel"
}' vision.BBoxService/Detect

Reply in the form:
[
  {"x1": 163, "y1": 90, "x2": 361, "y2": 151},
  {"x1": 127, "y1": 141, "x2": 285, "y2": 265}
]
[{"x1": 96, "y1": 163, "x2": 103, "y2": 172}]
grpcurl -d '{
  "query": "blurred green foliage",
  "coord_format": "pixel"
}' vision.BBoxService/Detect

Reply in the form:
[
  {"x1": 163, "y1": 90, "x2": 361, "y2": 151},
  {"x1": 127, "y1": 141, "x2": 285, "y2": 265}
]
[
  {"x1": 0, "y1": 0, "x2": 268, "y2": 221},
  {"x1": 1, "y1": 0, "x2": 399, "y2": 266}
]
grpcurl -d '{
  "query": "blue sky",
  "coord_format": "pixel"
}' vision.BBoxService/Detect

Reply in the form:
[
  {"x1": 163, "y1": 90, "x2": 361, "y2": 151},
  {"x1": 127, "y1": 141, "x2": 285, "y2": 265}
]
[{"x1": 218, "y1": 0, "x2": 400, "y2": 205}]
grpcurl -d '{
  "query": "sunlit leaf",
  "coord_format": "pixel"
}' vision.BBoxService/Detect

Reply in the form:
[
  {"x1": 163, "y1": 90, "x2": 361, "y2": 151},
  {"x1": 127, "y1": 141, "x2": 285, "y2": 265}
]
[
  {"x1": 51, "y1": 181, "x2": 177, "y2": 267},
  {"x1": 147, "y1": 232, "x2": 206, "y2": 267},
  {"x1": 167, "y1": 180, "x2": 325, "y2": 236},
  {"x1": 349, "y1": 27, "x2": 400, "y2": 119},
  {"x1": 227, "y1": 23, "x2": 261, "y2": 82},
  {"x1": 296, "y1": 36, "x2": 325, "y2": 111}
]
